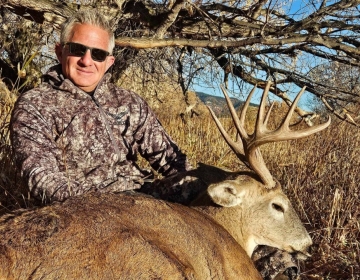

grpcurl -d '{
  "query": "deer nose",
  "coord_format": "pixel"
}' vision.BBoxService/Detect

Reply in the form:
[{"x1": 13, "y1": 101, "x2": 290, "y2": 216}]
[
  {"x1": 295, "y1": 249, "x2": 311, "y2": 260},
  {"x1": 290, "y1": 234, "x2": 312, "y2": 259}
]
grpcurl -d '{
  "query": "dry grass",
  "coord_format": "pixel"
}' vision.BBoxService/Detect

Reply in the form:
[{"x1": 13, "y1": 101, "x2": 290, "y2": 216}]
[
  {"x1": 262, "y1": 125, "x2": 360, "y2": 280},
  {"x1": 0, "y1": 80, "x2": 30, "y2": 212},
  {"x1": 0, "y1": 82, "x2": 359, "y2": 279}
]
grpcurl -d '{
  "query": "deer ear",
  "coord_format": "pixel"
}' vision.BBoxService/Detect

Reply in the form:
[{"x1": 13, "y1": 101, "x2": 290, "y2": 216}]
[{"x1": 207, "y1": 181, "x2": 245, "y2": 207}]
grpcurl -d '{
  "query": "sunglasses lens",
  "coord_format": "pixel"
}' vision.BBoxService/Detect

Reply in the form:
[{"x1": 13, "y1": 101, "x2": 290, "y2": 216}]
[
  {"x1": 91, "y1": 48, "x2": 108, "y2": 62},
  {"x1": 68, "y1": 43, "x2": 87, "y2": 56},
  {"x1": 66, "y1": 42, "x2": 109, "y2": 62}
]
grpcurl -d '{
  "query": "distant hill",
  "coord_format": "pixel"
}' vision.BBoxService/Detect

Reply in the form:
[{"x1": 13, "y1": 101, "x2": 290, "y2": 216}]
[{"x1": 195, "y1": 91, "x2": 257, "y2": 116}]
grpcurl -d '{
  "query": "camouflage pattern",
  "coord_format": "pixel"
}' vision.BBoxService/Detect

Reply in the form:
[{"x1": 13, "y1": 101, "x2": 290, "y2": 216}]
[
  {"x1": 253, "y1": 245, "x2": 300, "y2": 280},
  {"x1": 10, "y1": 65, "x2": 191, "y2": 203},
  {"x1": 138, "y1": 174, "x2": 205, "y2": 205}
]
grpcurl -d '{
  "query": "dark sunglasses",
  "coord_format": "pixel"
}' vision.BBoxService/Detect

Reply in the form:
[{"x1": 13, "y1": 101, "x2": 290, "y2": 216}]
[{"x1": 64, "y1": 42, "x2": 110, "y2": 62}]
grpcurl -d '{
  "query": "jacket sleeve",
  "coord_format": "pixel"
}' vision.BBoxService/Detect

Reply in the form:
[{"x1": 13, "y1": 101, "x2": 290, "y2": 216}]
[
  {"x1": 10, "y1": 98, "x2": 80, "y2": 202},
  {"x1": 134, "y1": 99, "x2": 192, "y2": 176}
]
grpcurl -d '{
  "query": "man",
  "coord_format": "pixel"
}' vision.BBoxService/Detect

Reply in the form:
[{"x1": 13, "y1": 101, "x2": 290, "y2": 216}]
[{"x1": 10, "y1": 11, "x2": 191, "y2": 203}]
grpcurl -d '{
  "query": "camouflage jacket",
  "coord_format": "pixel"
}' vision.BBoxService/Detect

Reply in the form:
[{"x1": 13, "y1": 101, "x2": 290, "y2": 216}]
[{"x1": 10, "y1": 65, "x2": 191, "y2": 203}]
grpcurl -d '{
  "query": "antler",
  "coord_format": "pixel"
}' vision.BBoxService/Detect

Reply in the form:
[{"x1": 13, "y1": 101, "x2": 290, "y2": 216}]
[{"x1": 207, "y1": 81, "x2": 331, "y2": 189}]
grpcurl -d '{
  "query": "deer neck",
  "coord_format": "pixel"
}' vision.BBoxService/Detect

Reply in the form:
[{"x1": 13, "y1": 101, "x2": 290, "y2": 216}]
[{"x1": 193, "y1": 205, "x2": 255, "y2": 257}]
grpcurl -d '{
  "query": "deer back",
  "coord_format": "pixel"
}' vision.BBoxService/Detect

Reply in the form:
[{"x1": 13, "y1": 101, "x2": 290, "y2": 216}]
[{"x1": 0, "y1": 191, "x2": 261, "y2": 280}]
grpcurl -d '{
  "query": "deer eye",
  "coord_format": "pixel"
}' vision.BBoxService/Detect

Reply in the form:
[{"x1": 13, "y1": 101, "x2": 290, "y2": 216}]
[{"x1": 272, "y1": 203, "x2": 284, "y2": 213}]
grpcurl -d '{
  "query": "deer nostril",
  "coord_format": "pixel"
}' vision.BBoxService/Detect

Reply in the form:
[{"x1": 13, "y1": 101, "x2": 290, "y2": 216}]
[
  {"x1": 272, "y1": 203, "x2": 284, "y2": 213},
  {"x1": 308, "y1": 245, "x2": 314, "y2": 255}
]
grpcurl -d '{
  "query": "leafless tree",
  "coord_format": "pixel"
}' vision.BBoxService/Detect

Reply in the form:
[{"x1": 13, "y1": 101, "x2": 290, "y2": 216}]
[{"x1": 1, "y1": 0, "x2": 360, "y2": 124}]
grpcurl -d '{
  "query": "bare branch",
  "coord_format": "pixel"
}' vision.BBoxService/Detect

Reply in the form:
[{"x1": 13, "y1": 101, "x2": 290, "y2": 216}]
[
  {"x1": 155, "y1": 0, "x2": 186, "y2": 39},
  {"x1": 2, "y1": 0, "x2": 360, "y2": 122}
]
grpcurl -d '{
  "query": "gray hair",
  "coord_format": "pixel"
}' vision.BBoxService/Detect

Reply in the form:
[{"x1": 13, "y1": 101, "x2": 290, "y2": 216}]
[{"x1": 60, "y1": 11, "x2": 115, "y2": 54}]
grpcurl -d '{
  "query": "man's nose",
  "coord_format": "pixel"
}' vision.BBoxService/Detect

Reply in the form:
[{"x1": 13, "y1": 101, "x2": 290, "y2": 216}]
[{"x1": 79, "y1": 49, "x2": 93, "y2": 65}]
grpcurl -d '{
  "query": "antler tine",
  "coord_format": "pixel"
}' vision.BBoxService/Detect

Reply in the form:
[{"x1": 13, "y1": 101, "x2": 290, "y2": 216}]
[
  {"x1": 255, "y1": 81, "x2": 272, "y2": 135},
  {"x1": 260, "y1": 82, "x2": 276, "y2": 127},
  {"x1": 206, "y1": 106, "x2": 247, "y2": 164},
  {"x1": 264, "y1": 102, "x2": 275, "y2": 127},
  {"x1": 219, "y1": 84, "x2": 255, "y2": 141},
  {"x1": 281, "y1": 86, "x2": 306, "y2": 130},
  {"x1": 239, "y1": 84, "x2": 258, "y2": 125},
  {"x1": 282, "y1": 86, "x2": 331, "y2": 138}
]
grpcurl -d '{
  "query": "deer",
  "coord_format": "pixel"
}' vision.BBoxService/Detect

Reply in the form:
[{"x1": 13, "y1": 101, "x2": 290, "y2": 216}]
[{"x1": 0, "y1": 81, "x2": 330, "y2": 280}]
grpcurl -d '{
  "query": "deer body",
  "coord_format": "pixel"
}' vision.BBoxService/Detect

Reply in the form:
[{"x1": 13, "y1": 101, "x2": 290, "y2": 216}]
[{"x1": 0, "y1": 191, "x2": 262, "y2": 280}]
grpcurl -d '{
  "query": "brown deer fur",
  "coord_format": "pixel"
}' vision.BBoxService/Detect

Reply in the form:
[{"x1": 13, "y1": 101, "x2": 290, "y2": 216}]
[{"x1": 0, "y1": 189, "x2": 262, "y2": 280}]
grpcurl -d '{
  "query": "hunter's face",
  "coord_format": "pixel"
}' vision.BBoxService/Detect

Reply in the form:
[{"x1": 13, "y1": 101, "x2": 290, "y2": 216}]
[{"x1": 55, "y1": 24, "x2": 115, "y2": 93}]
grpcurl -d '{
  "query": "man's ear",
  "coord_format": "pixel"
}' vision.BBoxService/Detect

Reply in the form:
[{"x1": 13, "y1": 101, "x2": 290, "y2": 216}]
[
  {"x1": 105, "y1": 56, "x2": 115, "y2": 72},
  {"x1": 55, "y1": 43, "x2": 63, "y2": 62}
]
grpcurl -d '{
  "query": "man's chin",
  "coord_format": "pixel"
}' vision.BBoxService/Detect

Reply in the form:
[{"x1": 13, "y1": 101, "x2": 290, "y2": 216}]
[{"x1": 72, "y1": 78, "x2": 98, "y2": 92}]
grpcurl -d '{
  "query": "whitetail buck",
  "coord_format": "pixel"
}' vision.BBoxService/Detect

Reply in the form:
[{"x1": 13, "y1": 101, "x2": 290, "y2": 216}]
[{"x1": 0, "y1": 81, "x2": 330, "y2": 280}]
